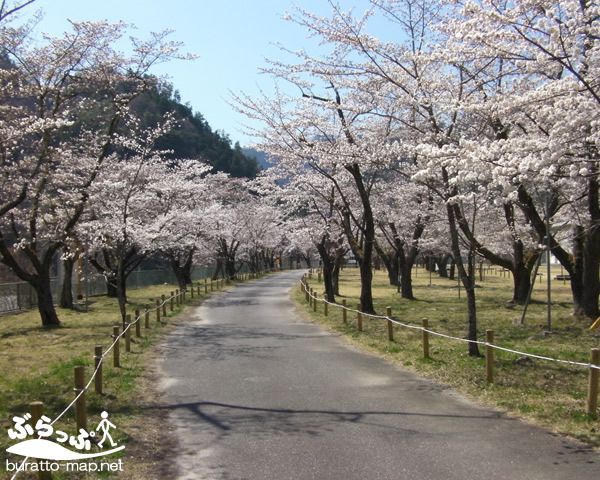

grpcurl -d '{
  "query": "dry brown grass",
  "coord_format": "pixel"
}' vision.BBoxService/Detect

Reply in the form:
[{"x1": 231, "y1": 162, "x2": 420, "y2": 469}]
[{"x1": 0, "y1": 284, "x2": 205, "y2": 479}]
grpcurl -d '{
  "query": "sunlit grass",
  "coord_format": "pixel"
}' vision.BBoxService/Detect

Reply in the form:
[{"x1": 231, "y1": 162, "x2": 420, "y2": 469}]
[
  {"x1": 298, "y1": 265, "x2": 600, "y2": 446},
  {"x1": 0, "y1": 283, "x2": 201, "y2": 479}
]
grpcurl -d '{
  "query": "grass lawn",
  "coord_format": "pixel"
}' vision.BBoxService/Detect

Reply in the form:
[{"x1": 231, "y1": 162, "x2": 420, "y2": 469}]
[
  {"x1": 0, "y1": 281, "x2": 217, "y2": 480},
  {"x1": 296, "y1": 265, "x2": 600, "y2": 447}
]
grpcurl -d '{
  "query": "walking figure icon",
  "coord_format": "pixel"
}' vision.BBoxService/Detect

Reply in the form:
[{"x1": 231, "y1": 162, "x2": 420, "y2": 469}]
[{"x1": 96, "y1": 411, "x2": 117, "y2": 448}]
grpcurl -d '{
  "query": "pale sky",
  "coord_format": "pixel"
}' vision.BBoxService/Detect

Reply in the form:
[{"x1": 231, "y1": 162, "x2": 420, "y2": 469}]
[{"x1": 29, "y1": 0, "x2": 376, "y2": 147}]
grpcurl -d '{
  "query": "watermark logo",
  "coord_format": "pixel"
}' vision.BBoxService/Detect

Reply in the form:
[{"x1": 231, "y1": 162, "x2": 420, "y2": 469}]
[{"x1": 6, "y1": 410, "x2": 124, "y2": 461}]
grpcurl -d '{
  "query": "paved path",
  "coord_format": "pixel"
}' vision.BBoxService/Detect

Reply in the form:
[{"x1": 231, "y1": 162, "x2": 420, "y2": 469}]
[{"x1": 158, "y1": 270, "x2": 599, "y2": 479}]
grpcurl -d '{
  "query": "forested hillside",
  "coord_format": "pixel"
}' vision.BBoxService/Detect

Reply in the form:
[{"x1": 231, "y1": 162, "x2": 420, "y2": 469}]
[{"x1": 130, "y1": 83, "x2": 260, "y2": 178}]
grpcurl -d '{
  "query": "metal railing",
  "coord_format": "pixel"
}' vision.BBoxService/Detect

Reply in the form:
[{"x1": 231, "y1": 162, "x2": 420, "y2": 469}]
[{"x1": 0, "y1": 266, "x2": 218, "y2": 314}]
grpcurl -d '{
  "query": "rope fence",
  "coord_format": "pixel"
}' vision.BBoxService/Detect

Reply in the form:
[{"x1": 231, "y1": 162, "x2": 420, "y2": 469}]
[
  {"x1": 300, "y1": 273, "x2": 600, "y2": 417},
  {"x1": 8, "y1": 271, "x2": 266, "y2": 480}
]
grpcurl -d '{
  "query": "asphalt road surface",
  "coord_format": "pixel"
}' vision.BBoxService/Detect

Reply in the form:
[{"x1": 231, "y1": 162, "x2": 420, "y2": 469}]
[{"x1": 158, "y1": 270, "x2": 599, "y2": 480}]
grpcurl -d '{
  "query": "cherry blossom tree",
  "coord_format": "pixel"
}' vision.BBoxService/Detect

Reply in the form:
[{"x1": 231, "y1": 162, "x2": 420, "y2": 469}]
[
  {"x1": 446, "y1": 0, "x2": 600, "y2": 318},
  {"x1": 80, "y1": 116, "x2": 185, "y2": 323},
  {"x1": 372, "y1": 173, "x2": 433, "y2": 299},
  {"x1": 0, "y1": 13, "x2": 194, "y2": 325},
  {"x1": 234, "y1": 75, "x2": 402, "y2": 314},
  {"x1": 150, "y1": 165, "x2": 216, "y2": 290},
  {"x1": 260, "y1": 167, "x2": 349, "y2": 302}
]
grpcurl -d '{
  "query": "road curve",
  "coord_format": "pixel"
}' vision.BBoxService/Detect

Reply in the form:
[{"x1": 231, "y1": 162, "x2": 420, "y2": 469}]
[{"x1": 158, "y1": 270, "x2": 598, "y2": 480}]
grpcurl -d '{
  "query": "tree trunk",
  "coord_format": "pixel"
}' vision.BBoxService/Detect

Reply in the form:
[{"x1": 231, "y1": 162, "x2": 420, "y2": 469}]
[
  {"x1": 447, "y1": 200, "x2": 481, "y2": 357},
  {"x1": 212, "y1": 258, "x2": 223, "y2": 281},
  {"x1": 59, "y1": 257, "x2": 75, "y2": 309},
  {"x1": 512, "y1": 262, "x2": 533, "y2": 303},
  {"x1": 117, "y1": 263, "x2": 127, "y2": 326},
  {"x1": 516, "y1": 183, "x2": 600, "y2": 319},
  {"x1": 575, "y1": 223, "x2": 600, "y2": 318},
  {"x1": 332, "y1": 250, "x2": 345, "y2": 296},
  {"x1": 0, "y1": 232, "x2": 61, "y2": 326},
  {"x1": 170, "y1": 255, "x2": 193, "y2": 290},
  {"x1": 358, "y1": 256, "x2": 375, "y2": 313},
  {"x1": 106, "y1": 277, "x2": 118, "y2": 298},
  {"x1": 344, "y1": 163, "x2": 376, "y2": 314},
  {"x1": 35, "y1": 273, "x2": 61, "y2": 327},
  {"x1": 374, "y1": 241, "x2": 399, "y2": 287},
  {"x1": 437, "y1": 254, "x2": 451, "y2": 278},
  {"x1": 399, "y1": 260, "x2": 415, "y2": 300},
  {"x1": 316, "y1": 241, "x2": 336, "y2": 303}
]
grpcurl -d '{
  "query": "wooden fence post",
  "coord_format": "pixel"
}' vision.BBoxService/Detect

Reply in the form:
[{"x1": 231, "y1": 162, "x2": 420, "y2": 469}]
[
  {"x1": 161, "y1": 294, "x2": 167, "y2": 317},
  {"x1": 342, "y1": 299, "x2": 347, "y2": 324},
  {"x1": 386, "y1": 306, "x2": 393, "y2": 342},
  {"x1": 422, "y1": 318, "x2": 430, "y2": 359},
  {"x1": 74, "y1": 366, "x2": 87, "y2": 431},
  {"x1": 587, "y1": 348, "x2": 599, "y2": 417},
  {"x1": 135, "y1": 309, "x2": 141, "y2": 338},
  {"x1": 313, "y1": 293, "x2": 318, "y2": 312},
  {"x1": 486, "y1": 329, "x2": 494, "y2": 384},
  {"x1": 113, "y1": 326, "x2": 120, "y2": 367},
  {"x1": 94, "y1": 346, "x2": 103, "y2": 395},
  {"x1": 145, "y1": 305, "x2": 150, "y2": 329},
  {"x1": 125, "y1": 315, "x2": 131, "y2": 353},
  {"x1": 357, "y1": 303, "x2": 363, "y2": 332},
  {"x1": 29, "y1": 402, "x2": 51, "y2": 480},
  {"x1": 170, "y1": 292, "x2": 175, "y2": 312}
]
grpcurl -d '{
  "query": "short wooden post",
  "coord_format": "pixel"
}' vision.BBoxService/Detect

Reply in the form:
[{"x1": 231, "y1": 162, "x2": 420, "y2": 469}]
[
  {"x1": 29, "y1": 402, "x2": 51, "y2": 480},
  {"x1": 145, "y1": 305, "x2": 150, "y2": 329},
  {"x1": 30, "y1": 401, "x2": 44, "y2": 425},
  {"x1": 342, "y1": 299, "x2": 347, "y2": 324},
  {"x1": 386, "y1": 306, "x2": 393, "y2": 342},
  {"x1": 324, "y1": 299, "x2": 328, "y2": 316},
  {"x1": 74, "y1": 365, "x2": 87, "y2": 431},
  {"x1": 161, "y1": 294, "x2": 167, "y2": 316},
  {"x1": 94, "y1": 346, "x2": 103, "y2": 395},
  {"x1": 587, "y1": 348, "x2": 600, "y2": 417},
  {"x1": 486, "y1": 329, "x2": 494, "y2": 384},
  {"x1": 357, "y1": 303, "x2": 363, "y2": 332},
  {"x1": 125, "y1": 315, "x2": 131, "y2": 353},
  {"x1": 305, "y1": 286, "x2": 310, "y2": 302},
  {"x1": 313, "y1": 292, "x2": 318, "y2": 312},
  {"x1": 422, "y1": 318, "x2": 430, "y2": 359},
  {"x1": 135, "y1": 309, "x2": 141, "y2": 338},
  {"x1": 197, "y1": 282, "x2": 201, "y2": 296},
  {"x1": 170, "y1": 292, "x2": 174, "y2": 312},
  {"x1": 318, "y1": 271, "x2": 322, "y2": 283},
  {"x1": 156, "y1": 299, "x2": 161, "y2": 322},
  {"x1": 113, "y1": 326, "x2": 120, "y2": 367},
  {"x1": 309, "y1": 288, "x2": 314, "y2": 308}
]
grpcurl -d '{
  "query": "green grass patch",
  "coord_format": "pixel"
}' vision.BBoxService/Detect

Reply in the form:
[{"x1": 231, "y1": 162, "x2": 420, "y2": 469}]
[{"x1": 297, "y1": 266, "x2": 600, "y2": 446}]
